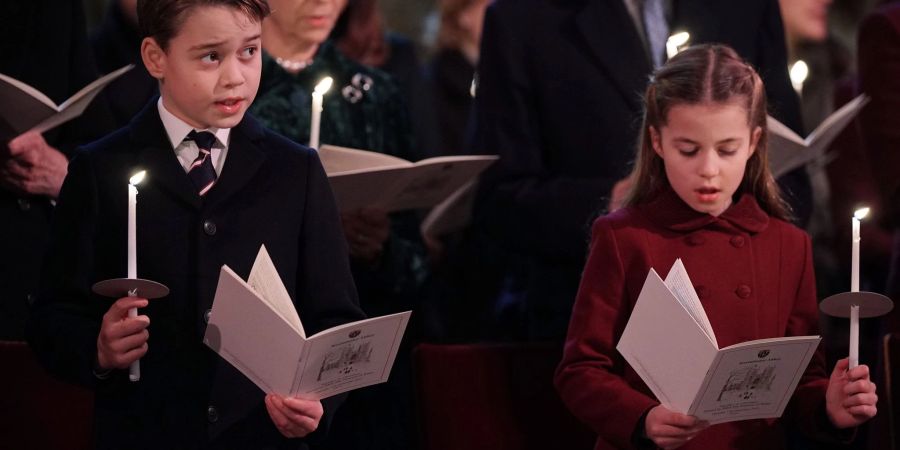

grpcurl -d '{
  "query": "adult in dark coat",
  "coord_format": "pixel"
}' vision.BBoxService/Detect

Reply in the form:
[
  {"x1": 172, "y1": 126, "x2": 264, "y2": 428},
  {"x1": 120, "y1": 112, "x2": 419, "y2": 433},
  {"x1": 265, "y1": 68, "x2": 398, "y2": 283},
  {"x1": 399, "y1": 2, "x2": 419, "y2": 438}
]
[
  {"x1": 0, "y1": 0, "x2": 114, "y2": 340},
  {"x1": 26, "y1": 102, "x2": 366, "y2": 449},
  {"x1": 468, "y1": 0, "x2": 810, "y2": 340}
]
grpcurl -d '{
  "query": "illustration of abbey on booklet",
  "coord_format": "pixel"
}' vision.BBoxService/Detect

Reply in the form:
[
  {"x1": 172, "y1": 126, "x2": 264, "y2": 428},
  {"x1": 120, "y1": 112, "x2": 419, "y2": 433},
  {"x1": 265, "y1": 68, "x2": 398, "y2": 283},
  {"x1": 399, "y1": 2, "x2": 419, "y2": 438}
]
[
  {"x1": 203, "y1": 245, "x2": 410, "y2": 400},
  {"x1": 616, "y1": 259, "x2": 821, "y2": 424}
]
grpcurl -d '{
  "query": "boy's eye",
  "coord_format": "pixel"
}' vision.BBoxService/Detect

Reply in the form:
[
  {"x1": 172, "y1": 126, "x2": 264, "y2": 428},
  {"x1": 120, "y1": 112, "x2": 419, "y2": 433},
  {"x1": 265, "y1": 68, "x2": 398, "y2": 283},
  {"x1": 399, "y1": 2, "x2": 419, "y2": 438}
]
[
  {"x1": 240, "y1": 46, "x2": 258, "y2": 58},
  {"x1": 201, "y1": 52, "x2": 219, "y2": 63}
]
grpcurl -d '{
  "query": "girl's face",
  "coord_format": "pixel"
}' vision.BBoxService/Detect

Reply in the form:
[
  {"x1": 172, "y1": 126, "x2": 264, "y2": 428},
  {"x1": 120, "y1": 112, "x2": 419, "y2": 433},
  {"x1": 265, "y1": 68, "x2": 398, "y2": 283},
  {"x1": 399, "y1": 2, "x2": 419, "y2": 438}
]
[{"x1": 650, "y1": 101, "x2": 761, "y2": 217}]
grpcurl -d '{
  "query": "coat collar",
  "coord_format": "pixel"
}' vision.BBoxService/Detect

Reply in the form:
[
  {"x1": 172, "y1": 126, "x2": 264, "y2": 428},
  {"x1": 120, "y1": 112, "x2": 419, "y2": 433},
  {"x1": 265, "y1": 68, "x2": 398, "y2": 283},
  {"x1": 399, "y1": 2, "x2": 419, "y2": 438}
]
[
  {"x1": 128, "y1": 99, "x2": 267, "y2": 210},
  {"x1": 638, "y1": 186, "x2": 770, "y2": 234}
]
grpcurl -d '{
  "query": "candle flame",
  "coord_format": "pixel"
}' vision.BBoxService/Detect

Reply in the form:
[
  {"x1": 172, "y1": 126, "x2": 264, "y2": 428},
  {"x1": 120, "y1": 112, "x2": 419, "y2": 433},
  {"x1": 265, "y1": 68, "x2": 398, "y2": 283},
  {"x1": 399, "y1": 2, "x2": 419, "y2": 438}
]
[
  {"x1": 666, "y1": 32, "x2": 691, "y2": 58},
  {"x1": 854, "y1": 207, "x2": 870, "y2": 220},
  {"x1": 789, "y1": 61, "x2": 808, "y2": 94},
  {"x1": 314, "y1": 77, "x2": 333, "y2": 95},
  {"x1": 129, "y1": 170, "x2": 146, "y2": 186}
]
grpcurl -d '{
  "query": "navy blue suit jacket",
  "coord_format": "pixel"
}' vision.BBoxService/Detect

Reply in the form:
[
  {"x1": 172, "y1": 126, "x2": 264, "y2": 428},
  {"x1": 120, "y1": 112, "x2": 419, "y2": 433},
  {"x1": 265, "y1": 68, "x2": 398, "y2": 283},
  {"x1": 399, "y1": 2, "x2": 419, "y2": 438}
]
[
  {"x1": 27, "y1": 101, "x2": 366, "y2": 449},
  {"x1": 469, "y1": 0, "x2": 810, "y2": 339}
]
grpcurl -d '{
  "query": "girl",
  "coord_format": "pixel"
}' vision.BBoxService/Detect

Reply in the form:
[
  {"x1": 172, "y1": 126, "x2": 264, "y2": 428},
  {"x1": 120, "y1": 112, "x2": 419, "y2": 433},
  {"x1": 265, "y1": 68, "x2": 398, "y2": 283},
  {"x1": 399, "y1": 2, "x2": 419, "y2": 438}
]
[{"x1": 554, "y1": 44, "x2": 877, "y2": 450}]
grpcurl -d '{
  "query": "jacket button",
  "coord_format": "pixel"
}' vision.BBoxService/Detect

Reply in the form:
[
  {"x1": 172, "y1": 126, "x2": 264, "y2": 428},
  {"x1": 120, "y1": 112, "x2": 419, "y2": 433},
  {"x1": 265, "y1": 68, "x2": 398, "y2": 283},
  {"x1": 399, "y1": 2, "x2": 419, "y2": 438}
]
[
  {"x1": 17, "y1": 198, "x2": 31, "y2": 211},
  {"x1": 203, "y1": 220, "x2": 217, "y2": 236},
  {"x1": 207, "y1": 405, "x2": 218, "y2": 423},
  {"x1": 695, "y1": 285, "x2": 709, "y2": 299},
  {"x1": 204, "y1": 309, "x2": 212, "y2": 324},
  {"x1": 686, "y1": 234, "x2": 705, "y2": 246},
  {"x1": 735, "y1": 284, "x2": 752, "y2": 299},
  {"x1": 730, "y1": 236, "x2": 745, "y2": 248}
]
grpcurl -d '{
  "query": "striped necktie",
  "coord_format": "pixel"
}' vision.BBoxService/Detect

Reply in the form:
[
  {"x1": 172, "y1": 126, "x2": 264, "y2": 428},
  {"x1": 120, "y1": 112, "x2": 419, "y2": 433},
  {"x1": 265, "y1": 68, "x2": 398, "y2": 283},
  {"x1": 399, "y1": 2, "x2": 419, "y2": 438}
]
[
  {"x1": 642, "y1": 0, "x2": 669, "y2": 69},
  {"x1": 185, "y1": 130, "x2": 218, "y2": 196}
]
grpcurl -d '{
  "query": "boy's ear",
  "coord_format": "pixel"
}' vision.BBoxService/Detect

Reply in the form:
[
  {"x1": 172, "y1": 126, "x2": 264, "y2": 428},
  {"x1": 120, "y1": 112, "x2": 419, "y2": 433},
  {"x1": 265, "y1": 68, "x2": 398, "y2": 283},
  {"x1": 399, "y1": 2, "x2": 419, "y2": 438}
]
[
  {"x1": 141, "y1": 37, "x2": 167, "y2": 80},
  {"x1": 749, "y1": 126, "x2": 762, "y2": 156},
  {"x1": 649, "y1": 126, "x2": 663, "y2": 157}
]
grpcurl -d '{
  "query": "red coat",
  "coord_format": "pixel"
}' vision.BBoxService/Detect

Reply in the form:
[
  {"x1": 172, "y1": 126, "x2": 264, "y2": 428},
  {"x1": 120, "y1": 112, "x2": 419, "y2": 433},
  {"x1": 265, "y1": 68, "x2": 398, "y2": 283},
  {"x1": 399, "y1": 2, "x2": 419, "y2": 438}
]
[{"x1": 555, "y1": 188, "x2": 841, "y2": 449}]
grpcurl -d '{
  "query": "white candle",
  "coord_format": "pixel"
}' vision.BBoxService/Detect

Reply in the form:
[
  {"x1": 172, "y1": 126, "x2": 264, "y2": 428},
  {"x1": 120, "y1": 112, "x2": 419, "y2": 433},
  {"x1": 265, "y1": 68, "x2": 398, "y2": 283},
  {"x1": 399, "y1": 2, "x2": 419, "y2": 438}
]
[
  {"x1": 849, "y1": 305, "x2": 859, "y2": 369},
  {"x1": 127, "y1": 170, "x2": 146, "y2": 382},
  {"x1": 851, "y1": 207, "x2": 869, "y2": 293},
  {"x1": 309, "y1": 76, "x2": 333, "y2": 149}
]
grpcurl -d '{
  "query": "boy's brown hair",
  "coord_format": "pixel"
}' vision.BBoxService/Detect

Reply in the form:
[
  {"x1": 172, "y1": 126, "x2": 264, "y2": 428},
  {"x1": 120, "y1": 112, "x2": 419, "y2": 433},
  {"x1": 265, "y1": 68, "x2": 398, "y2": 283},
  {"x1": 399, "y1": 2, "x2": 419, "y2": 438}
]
[
  {"x1": 623, "y1": 43, "x2": 791, "y2": 221},
  {"x1": 137, "y1": 0, "x2": 271, "y2": 50}
]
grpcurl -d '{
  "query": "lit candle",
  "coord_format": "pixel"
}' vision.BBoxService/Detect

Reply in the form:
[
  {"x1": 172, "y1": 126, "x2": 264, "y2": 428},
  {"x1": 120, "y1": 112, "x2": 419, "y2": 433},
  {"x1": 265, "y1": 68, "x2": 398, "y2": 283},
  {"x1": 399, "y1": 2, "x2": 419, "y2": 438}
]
[
  {"x1": 666, "y1": 31, "x2": 690, "y2": 59},
  {"x1": 127, "y1": 170, "x2": 146, "y2": 382},
  {"x1": 849, "y1": 207, "x2": 869, "y2": 369},
  {"x1": 309, "y1": 76, "x2": 333, "y2": 150},
  {"x1": 789, "y1": 60, "x2": 809, "y2": 96}
]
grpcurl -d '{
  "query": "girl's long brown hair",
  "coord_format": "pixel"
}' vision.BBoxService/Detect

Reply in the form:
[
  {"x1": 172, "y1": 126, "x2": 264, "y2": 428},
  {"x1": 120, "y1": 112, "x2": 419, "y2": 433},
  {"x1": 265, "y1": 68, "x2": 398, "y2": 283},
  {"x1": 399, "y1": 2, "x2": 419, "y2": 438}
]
[{"x1": 622, "y1": 44, "x2": 791, "y2": 221}]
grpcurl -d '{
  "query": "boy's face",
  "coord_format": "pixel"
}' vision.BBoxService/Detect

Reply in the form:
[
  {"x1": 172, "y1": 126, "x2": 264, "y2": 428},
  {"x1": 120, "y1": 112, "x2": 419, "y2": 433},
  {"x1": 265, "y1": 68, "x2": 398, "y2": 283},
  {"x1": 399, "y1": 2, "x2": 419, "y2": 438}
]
[
  {"x1": 650, "y1": 101, "x2": 761, "y2": 217},
  {"x1": 142, "y1": 5, "x2": 262, "y2": 130}
]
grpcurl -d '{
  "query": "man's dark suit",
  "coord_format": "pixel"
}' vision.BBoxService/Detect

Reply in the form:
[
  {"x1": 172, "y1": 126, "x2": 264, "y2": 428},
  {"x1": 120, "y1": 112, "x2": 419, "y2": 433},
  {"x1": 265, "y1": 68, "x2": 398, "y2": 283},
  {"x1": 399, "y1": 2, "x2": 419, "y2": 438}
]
[
  {"x1": 469, "y1": 0, "x2": 809, "y2": 339},
  {"x1": 26, "y1": 102, "x2": 366, "y2": 449}
]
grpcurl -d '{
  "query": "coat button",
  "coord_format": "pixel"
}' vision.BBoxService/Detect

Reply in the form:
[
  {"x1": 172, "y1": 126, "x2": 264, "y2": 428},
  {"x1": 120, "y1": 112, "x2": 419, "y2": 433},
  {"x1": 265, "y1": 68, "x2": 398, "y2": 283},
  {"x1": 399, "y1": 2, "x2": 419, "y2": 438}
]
[
  {"x1": 204, "y1": 309, "x2": 212, "y2": 324},
  {"x1": 685, "y1": 234, "x2": 705, "y2": 246},
  {"x1": 735, "y1": 284, "x2": 752, "y2": 299},
  {"x1": 203, "y1": 220, "x2": 217, "y2": 236},
  {"x1": 17, "y1": 198, "x2": 31, "y2": 211},
  {"x1": 207, "y1": 405, "x2": 218, "y2": 423},
  {"x1": 695, "y1": 285, "x2": 709, "y2": 299},
  {"x1": 730, "y1": 236, "x2": 745, "y2": 248}
]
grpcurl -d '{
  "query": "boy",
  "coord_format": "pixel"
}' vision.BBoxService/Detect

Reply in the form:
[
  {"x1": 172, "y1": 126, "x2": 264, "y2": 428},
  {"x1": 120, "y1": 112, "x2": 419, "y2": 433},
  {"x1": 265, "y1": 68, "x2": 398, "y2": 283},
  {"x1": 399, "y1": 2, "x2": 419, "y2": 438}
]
[{"x1": 26, "y1": 1, "x2": 365, "y2": 448}]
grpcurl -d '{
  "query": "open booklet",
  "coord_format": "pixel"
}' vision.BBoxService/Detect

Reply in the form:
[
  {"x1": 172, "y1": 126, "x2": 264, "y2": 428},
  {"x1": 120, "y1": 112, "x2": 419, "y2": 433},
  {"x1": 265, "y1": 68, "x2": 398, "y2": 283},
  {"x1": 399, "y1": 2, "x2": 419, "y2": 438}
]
[
  {"x1": 0, "y1": 64, "x2": 133, "y2": 139},
  {"x1": 203, "y1": 245, "x2": 411, "y2": 400},
  {"x1": 317, "y1": 144, "x2": 498, "y2": 213},
  {"x1": 616, "y1": 259, "x2": 821, "y2": 425},
  {"x1": 767, "y1": 94, "x2": 869, "y2": 178}
]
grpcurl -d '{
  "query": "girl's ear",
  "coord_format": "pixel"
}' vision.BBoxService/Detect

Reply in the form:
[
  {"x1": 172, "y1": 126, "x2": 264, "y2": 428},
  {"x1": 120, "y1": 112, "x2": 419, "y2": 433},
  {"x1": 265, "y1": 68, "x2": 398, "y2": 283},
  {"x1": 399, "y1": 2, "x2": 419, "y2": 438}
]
[
  {"x1": 748, "y1": 126, "x2": 762, "y2": 156},
  {"x1": 649, "y1": 126, "x2": 663, "y2": 158},
  {"x1": 141, "y1": 37, "x2": 167, "y2": 81}
]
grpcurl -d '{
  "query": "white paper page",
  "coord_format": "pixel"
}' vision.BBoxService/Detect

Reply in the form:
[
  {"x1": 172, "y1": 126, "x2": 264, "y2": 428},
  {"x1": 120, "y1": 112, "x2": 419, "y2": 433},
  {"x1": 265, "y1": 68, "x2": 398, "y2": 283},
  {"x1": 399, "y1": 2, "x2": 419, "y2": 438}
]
[
  {"x1": 327, "y1": 168, "x2": 411, "y2": 211},
  {"x1": 248, "y1": 245, "x2": 304, "y2": 338},
  {"x1": 688, "y1": 335, "x2": 821, "y2": 424},
  {"x1": 318, "y1": 144, "x2": 412, "y2": 174},
  {"x1": 33, "y1": 64, "x2": 134, "y2": 134},
  {"x1": 664, "y1": 259, "x2": 717, "y2": 348},
  {"x1": 204, "y1": 266, "x2": 307, "y2": 396},
  {"x1": 386, "y1": 156, "x2": 497, "y2": 212},
  {"x1": 292, "y1": 311, "x2": 411, "y2": 400},
  {"x1": 0, "y1": 74, "x2": 60, "y2": 135},
  {"x1": 804, "y1": 94, "x2": 869, "y2": 152},
  {"x1": 617, "y1": 269, "x2": 719, "y2": 413},
  {"x1": 420, "y1": 180, "x2": 478, "y2": 237}
]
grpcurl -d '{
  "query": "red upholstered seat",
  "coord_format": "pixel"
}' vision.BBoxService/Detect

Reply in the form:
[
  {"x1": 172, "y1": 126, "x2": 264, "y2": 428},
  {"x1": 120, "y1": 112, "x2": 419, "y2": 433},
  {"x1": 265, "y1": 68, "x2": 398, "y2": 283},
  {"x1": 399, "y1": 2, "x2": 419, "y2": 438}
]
[
  {"x1": 413, "y1": 342, "x2": 595, "y2": 450},
  {"x1": 0, "y1": 340, "x2": 93, "y2": 450}
]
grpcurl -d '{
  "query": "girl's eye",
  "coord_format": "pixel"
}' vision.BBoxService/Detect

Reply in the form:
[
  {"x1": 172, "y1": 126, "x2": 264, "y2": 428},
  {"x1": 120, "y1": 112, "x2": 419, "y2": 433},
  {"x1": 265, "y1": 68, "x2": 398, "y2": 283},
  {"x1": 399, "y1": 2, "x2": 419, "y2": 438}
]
[
  {"x1": 677, "y1": 147, "x2": 699, "y2": 156},
  {"x1": 718, "y1": 148, "x2": 738, "y2": 156},
  {"x1": 201, "y1": 52, "x2": 219, "y2": 63}
]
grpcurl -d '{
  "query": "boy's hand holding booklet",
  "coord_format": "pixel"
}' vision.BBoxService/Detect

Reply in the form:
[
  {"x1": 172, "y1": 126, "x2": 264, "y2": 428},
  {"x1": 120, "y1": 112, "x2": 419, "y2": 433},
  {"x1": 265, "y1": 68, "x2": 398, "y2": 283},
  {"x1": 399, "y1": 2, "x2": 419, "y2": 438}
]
[
  {"x1": 616, "y1": 259, "x2": 821, "y2": 424},
  {"x1": 203, "y1": 245, "x2": 410, "y2": 400}
]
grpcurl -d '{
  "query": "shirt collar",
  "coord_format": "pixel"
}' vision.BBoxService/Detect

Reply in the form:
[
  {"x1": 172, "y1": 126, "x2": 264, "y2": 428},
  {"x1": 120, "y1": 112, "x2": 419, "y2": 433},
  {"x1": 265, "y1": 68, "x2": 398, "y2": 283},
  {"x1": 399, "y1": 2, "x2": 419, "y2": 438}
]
[
  {"x1": 157, "y1": 97, "x2": 230, "y2": 150},
  {"x1": 637, "y1": 185, "x2": 770, "y2": 234}
]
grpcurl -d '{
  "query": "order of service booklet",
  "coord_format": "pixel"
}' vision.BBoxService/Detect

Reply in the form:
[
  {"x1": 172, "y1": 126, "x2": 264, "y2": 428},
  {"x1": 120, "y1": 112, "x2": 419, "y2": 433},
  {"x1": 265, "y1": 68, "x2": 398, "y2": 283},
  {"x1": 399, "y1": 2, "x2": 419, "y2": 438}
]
[
  {"x1": 0, "y1": 64, "x2": 133, "y2": 139},
  {"x1": 616, "y1": 259, "x2": 821, "y2": 424},
  {"x1": 317, "y1": 144, "x2": 498, "y2": 213},
  {"x1": 203, "y1": 245, "x2": 411, "y2": 400},
  {"x1": 767, "y1": 94, "x2": 869, "y2": 179}
]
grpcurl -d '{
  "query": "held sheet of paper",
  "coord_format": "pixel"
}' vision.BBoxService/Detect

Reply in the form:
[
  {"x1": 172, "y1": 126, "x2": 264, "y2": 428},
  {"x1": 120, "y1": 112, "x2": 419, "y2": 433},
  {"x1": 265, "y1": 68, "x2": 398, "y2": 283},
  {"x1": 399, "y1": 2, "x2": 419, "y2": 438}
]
[
  {"x1": 205, "y1": 246, "x2": 410, "y2": 400},
  {"x1": 616, "y1": 259, "x2": 821, "y2": 424}
]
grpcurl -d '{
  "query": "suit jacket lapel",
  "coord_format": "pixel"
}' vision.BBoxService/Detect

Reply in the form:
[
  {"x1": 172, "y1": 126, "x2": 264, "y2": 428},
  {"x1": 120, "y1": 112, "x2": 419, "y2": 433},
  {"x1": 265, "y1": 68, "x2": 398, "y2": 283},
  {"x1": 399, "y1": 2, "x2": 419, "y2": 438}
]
[
  {"x1": 574, "y1": 0, "x2": 652, "y2": 108},
  {"x1": 203, "y1": 115, "x2": 266, "y2": 209},
  {"x1": 130, "y1": 101, "x2": 202, "y2": 210}
]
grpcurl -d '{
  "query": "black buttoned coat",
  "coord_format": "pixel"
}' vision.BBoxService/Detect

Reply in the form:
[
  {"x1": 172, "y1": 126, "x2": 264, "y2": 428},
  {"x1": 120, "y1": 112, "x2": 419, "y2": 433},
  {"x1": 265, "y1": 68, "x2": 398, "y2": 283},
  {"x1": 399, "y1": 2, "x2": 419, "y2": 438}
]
[{"x1": 27, "y1": 101, "x2": 365, "y2": 449}]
